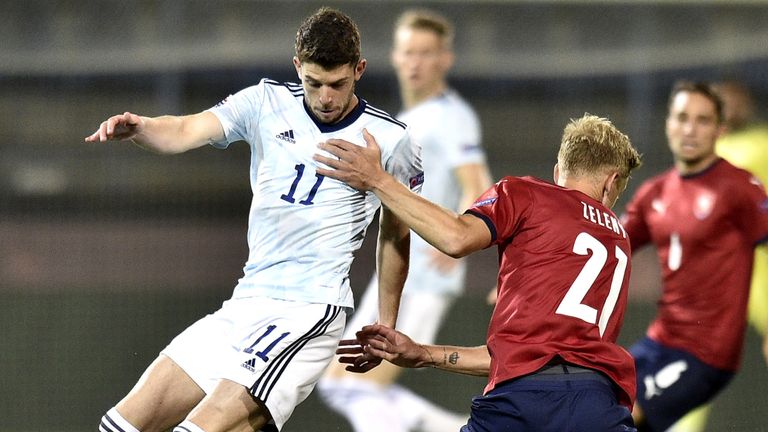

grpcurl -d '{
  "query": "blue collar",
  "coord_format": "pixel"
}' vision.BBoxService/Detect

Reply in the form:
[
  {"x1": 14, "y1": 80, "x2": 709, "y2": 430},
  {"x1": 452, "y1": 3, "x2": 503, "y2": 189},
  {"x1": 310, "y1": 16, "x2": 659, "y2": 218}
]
[{"x1": 303, "y1": 97, "x2": 367, "y2": 133}]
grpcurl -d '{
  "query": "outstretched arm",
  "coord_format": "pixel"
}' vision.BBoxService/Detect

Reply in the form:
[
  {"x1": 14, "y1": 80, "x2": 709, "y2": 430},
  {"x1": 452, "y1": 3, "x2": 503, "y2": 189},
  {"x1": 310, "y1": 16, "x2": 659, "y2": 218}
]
[
  {"x1": 85, "y1": 111, "x2": 224, "y2": 154},
  {"x1": 315, "y1": 129, "x2": 491, "y2": 258},
  {"x1": 337, "y1": 324, "x2": 490, "y2": 376}
]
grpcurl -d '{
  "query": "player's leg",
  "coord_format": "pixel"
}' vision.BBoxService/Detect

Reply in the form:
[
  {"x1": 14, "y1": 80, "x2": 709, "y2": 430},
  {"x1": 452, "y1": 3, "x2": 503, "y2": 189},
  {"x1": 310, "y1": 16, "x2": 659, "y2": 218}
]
[
  {"x1": 630, "y1": 337, "x2": 733, "y2": 432},
  {"x1": 319, "y1": 281, "x2": 461, "y2": 432},
  {"x1": 175, "y1": 298, "x2": 346, "y2": 432},
  {"x1": 668, "y1": 404, "x2": 711, "y2": 432},
  {"x1": 101, "y1": 298, "x2": 259, "y2": 432},
  {"x1": 99, "y1": 354, "x2": 205, "y2": 432},
  {"x1": 173, "y1": 379, "x2": 271, "y2": 432},
  {"x1": 365, "y1": 290, "x2": 464, "y2": 432},
  {"x1": 319, "y1": 276, "x2": 407, "y2": 431}
]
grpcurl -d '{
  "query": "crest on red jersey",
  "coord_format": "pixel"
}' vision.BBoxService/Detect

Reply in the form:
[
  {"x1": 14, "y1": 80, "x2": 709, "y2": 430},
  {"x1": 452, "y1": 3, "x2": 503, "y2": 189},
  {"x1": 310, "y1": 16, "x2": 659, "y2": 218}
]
[
  {"x1": 693, "y1": 193, "x2": 716, "y2": 220},
  {"x1": 651, "y1": 198, "x2": 667, "y2": 214}
]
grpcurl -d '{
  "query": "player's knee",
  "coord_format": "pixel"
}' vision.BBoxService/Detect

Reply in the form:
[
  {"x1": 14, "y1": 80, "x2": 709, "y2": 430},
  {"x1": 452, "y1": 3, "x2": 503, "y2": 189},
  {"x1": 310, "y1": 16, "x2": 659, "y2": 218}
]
[{"x1": 98, "y1": 407, "x2": 140, "y2": 432}]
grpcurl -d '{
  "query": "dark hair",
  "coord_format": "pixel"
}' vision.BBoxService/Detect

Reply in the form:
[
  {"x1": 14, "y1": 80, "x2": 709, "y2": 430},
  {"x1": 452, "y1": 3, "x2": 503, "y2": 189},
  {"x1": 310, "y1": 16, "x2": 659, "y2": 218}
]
[
  {"x1": 668, "y1": 80, "x2": 724, "y2": 124},
  {"x1": 295, "y1": 7, "x2": 361, "y2": 69}
]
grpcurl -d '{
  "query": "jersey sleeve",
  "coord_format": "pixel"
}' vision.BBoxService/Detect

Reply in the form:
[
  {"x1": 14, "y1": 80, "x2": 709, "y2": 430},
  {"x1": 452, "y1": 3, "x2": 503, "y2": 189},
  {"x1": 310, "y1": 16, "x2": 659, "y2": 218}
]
[
  {"x1": 734, "y1": 175, "x2": 768, "y2": 245},
  {"x1": 465, "y1": 177, "x2": 531, "y2": 245},
  {"x1": 620, "y1": 182, "x2": 653, "y2": 252},
  {"x1": 437, "y1": 104, "x2": 485, "y2": 169},
  {"x1": 205, "y1": 81, "x2": 264, "y2": 149},
  {"x1": 385, "y1": 128, "x2": 424, "y2": 194}
]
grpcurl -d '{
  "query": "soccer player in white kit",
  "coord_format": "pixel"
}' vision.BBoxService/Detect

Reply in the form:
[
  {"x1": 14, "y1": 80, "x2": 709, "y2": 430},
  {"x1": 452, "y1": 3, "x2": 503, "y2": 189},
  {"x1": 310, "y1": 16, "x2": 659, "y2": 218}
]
[
  {"x1": 318, "y1": 9, "x2": 492, "y2": 432},
  {"x1": 85, "y1": 8, "x2": 422, "y2": 432}
]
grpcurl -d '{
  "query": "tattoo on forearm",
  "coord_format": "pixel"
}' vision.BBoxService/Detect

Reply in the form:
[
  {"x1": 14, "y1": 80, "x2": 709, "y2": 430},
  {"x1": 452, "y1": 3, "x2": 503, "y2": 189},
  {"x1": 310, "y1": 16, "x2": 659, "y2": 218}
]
[
  {"x1": 448, "y1": 351, "x2": 459, "y2": 365},
  {"x1": 421, "y1": 344, "x2": 436, "y2": 367}
]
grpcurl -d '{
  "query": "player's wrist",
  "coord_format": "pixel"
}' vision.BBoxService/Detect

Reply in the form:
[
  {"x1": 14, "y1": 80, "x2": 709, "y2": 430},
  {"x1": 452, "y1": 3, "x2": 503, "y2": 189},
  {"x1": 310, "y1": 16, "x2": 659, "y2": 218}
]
[
  {"x1": 370, "y1": 170, "x2": 395, "y2": 192},
  {"x1": 419, "y1": 343, "x2": 437, "y2": 368}
]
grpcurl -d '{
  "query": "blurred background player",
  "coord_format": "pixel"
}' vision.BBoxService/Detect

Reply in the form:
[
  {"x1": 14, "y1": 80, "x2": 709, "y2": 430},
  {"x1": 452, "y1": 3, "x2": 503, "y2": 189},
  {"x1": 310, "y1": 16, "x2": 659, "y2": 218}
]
[
  {"x1": 669, "y1": 80, "x2": 768, "y2": 432},
  {"x1": 317, "y1": 114, "x2": 642, "y2": 431},
  {"x1": 621, "y1": 81, "x2": 768, "y2": 432},
  {"x1": 318, "y1": 9, "x2": 492, "y2": 432},
  {"x1": 87, "y1": 8, "x2": 419, "y2": 432},
  {"x1": 714, "y1": 80, "x2": 768, "y2": 363}
]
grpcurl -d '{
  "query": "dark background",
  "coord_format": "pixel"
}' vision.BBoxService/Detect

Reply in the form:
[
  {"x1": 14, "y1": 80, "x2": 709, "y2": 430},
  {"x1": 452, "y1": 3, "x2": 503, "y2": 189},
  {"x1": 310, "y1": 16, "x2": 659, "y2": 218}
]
[{"x1": 1, "y1": 1, "x2": 767, "y2": 430}]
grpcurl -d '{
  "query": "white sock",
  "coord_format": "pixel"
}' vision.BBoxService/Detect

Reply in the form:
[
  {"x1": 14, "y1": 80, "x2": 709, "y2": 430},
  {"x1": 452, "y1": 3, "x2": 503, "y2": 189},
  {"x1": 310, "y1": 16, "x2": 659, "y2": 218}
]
[
  {"x1": 99, "y1": 407, "x2": 140, "y2": 432},
  {"x1": 388, "y1": 384, "x2": 468, "y2": 432},
  {"x1": 317, "y1": 377, "x2": 407, "y2": 432},
  {"x1": 174, "y1": 420, "x2": 206, "y2": 432}
]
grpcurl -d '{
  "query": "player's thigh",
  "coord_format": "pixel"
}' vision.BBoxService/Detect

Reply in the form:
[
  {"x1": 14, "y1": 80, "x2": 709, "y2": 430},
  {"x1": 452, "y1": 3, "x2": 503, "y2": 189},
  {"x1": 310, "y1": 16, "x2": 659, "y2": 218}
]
[
  {"x1": 631, "y1": 337, "x2": 732, "y2": 431},
  {"x1": 186, "y1": 379, "x2": 270, "y2": 432},
  {"x1": 116, "y1": 354, "x2": 205, "y2": 432},
  {"x1": 219, "y1": 300, "x2": 346, "y2": 430}
]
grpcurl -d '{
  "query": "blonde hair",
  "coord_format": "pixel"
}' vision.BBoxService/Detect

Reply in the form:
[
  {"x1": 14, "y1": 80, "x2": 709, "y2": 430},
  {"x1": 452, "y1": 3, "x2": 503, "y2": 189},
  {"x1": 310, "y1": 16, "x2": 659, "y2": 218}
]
[
  {"x1": 558, "y1": 114, "x2": 642, "y2": 181},
  {"x1": 394, "y1": 9, "x2": 454, "y2": 49}
]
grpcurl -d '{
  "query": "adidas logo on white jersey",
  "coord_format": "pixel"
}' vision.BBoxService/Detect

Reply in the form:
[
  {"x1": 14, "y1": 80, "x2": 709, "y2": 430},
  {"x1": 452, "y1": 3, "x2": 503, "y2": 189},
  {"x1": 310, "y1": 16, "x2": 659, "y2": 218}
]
[
  {"x1": 276, "y1": 129, "x2": 296, "y2": 144},
  {"x1": 242, "y1": 358, "x2": 257, "y2": 372}
]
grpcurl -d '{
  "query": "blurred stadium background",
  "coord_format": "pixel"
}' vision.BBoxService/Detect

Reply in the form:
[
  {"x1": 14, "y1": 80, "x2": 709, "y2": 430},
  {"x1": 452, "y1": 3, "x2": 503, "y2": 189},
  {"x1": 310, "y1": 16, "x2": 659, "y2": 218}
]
[{"x1": 1, "y1": 0, "x2": 767, "y2": 430}]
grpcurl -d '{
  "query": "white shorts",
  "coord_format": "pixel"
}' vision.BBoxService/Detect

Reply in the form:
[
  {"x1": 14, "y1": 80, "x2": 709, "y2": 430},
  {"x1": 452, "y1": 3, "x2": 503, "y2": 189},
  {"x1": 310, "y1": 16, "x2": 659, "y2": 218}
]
[
  {"x1": 161, "y1": 296, "x2": 347, "y2": 430},
  {"x1": 343, "y1": 276, "x2": 455, "y2": 343}
]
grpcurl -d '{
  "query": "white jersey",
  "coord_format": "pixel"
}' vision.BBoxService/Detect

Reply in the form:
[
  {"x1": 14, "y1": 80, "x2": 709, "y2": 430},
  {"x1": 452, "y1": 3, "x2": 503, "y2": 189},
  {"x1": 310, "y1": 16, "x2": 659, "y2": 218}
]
[
  {"x1": 398, "y1": 88, "x2": 485, "y2": 295},
  {"x1": 207, "y1": 79, "x2": 423, "y2": 308}
]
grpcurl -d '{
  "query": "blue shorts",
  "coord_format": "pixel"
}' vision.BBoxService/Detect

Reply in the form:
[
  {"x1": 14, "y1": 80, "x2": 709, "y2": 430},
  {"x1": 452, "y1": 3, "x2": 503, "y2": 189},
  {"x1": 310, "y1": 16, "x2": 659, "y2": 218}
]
[
  {"x1": 630, "y1": 337, "x2": 734, "y2": 432},
  {"x1": 460, "y1": 363, "x2": 636, "y2": 432}
]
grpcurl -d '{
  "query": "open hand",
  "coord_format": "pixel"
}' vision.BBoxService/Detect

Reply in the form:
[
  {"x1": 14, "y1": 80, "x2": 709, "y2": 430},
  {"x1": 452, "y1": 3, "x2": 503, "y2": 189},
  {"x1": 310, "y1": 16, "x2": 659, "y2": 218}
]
[
  {"x1": 335, "y1": 338, "x2": 384, "y2": 373},
  {"x1": 85, "y1": 111, "x2": 144, "y2": 142},
  {"x1": 355, "y1": 324, "x2": 433, "y2": 369}
]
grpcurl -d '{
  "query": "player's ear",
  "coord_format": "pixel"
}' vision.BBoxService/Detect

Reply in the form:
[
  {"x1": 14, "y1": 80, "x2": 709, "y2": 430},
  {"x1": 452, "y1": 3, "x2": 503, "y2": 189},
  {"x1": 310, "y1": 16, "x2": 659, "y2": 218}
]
[
  {"x1": 293, "y1": 57, "x2": 302, "y2": 78},
  {"x1": 441, "y1": 49, "x2": 455, "y2": 72},
  {"x1": 553, "y1": 163, "x2": 561, "y2": 184},
  {"x1": 354, "y1": 59, "x2": 367, "y2": 81},
  {"x1": 601, "y1": 171, "x2": 622, "y2": 208}
]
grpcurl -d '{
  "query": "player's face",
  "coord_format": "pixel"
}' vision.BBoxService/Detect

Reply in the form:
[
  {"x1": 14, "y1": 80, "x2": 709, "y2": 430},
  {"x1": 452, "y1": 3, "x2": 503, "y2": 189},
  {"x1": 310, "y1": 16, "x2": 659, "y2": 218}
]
[
  {"x1": 294, "y1": 59, "x2": 366, "y2": 124},
  {"x1": 391, "y1": 27, "x2": 452, "y2": 97},
  {"x1": 666, "y1": 91, "x2": 723, "y2": 172}
]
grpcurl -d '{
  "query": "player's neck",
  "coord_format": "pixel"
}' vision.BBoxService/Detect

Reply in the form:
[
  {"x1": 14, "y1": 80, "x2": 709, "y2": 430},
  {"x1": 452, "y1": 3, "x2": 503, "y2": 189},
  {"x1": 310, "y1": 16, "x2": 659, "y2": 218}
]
[
  {"x1": 401, "y1": 82, "x2": 447, "y2": 110},
  {"x1": 674, "y1": 153, "x2": 719, "y2": 176},
  {"x1": 560, "y1": 177, "x2": 603, "y2": 205}
]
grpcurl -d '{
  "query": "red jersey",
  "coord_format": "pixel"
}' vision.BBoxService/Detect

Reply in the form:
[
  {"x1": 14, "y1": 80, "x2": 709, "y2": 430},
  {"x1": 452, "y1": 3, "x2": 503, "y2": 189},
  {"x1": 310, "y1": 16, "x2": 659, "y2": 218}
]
[
  {"x1": 467, "y1": 176, "x2": 636, "y2": 408},
  {"x1": 622, "y1": 159, "x2": 768, "y2": 371}
]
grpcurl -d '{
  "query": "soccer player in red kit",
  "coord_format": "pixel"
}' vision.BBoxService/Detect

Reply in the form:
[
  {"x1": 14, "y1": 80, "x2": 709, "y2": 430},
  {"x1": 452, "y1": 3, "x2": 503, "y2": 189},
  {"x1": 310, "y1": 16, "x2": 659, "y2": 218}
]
[
  {"x1": 314, "y1": 114, "x2": 642, "y2": 431},
  {"x1": 622, "y1": 81, "x2": 768, "y2": 432}
]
